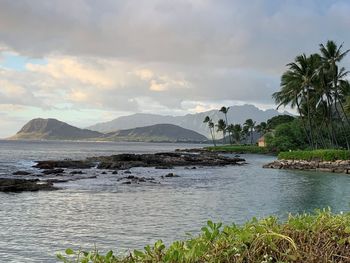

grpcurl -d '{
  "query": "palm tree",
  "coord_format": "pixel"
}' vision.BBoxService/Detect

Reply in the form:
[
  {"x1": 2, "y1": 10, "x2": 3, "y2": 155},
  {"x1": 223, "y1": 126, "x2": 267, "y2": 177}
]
[
  {"x1": 255, "y1": 122, "x2": 268, "y2": 135},
  {"x1": 228, "y1": 124, "x2": 242, "y2": 144},
  {"x1": 243, "y1": 119, "x2": 256, "y2": 144},
  {"x1": 203, "y1": 116, "x2": 216, "y2": 146},
  {"x1": 216, "y1": 119, "x2": 227, "y2": 145},
  {"x1": 320, "y1": 40, "x2": 350, "y2": 149},
  {"x1": 219, "y1": 106, "x2": 232, "y2": 144}
]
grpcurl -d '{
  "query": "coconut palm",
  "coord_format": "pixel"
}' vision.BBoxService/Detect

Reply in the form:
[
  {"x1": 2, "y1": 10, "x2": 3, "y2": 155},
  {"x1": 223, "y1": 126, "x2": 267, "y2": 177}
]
[
  {"x1": 203, "y1": 116, "x2": 216, "y2": 146},
  {"x1": 243, "y1": 119, "x2": 256, "y2": 144},
  {"x1": 219, "y1": 106, "x2": 232, "y2": 144},
  {"x1": 229, "y1": 124, "x2": 242, "y2": 144},
  {"x1": 216, "y1": 119, "x2": 227, "y2": 145},
  {"x1": 255, "y1": 122, "x2": 268, "y2": 135}
]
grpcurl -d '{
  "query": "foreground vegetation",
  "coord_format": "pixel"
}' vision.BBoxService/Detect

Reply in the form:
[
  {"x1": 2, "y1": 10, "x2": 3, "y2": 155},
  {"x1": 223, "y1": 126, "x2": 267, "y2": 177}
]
[
  {"x1": 205, "y1": 145, "x2": 270, "y2": 154},
  {"x1": 278, "y1": 149, "x2": 350, "y2": 161},
  {"x1": 58, "y1": 210, "x2": 350, "y2": 263}
]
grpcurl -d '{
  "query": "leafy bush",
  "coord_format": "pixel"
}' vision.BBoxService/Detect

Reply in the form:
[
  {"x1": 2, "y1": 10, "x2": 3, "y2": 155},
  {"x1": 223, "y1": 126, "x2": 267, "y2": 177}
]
[
  {"x1": 266, "y1": 119, "x2": 309, "y2": 152},
  {"x1": 278, "y1": 149, "x2": 350, "y2": 161},
  {"x1": 205, "y1": 145, "x2": 269, "y2": 154},
  {"x1": 57, "y1": 209, "x2": 350, "y2": 263}
]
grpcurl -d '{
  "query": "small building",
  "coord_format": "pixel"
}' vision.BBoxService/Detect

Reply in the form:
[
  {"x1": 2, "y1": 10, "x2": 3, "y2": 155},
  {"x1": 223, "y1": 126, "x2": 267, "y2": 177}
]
[{"x1": 258, "y1": 136, "x2": 266, "y2": 147}]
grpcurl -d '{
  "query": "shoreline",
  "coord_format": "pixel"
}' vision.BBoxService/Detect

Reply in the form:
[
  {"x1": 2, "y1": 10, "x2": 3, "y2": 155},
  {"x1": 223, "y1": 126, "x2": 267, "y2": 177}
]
[{"x1": 263, "y1": 159, "x2": 350, "y2": 174}]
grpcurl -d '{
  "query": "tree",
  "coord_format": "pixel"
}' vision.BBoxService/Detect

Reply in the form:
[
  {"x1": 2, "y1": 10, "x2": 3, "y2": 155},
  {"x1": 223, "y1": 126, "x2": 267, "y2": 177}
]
[
  {"x1": 228, "y1": 124, "x2": 242, "y2": 144},
  {"x1": 219, "y1": 106, "x2": 232, "y2": 144},
  {"x1": 255, "y1": 122, "x2": 268, "y2": 135},
  {"x1": 203, "y1": 116, "x2": 216, "y2": 146},
  {"x1": 243, "y1": 119, "x2": 256, "y2": 144},
  {"x1": 216, "y1": 119, "x2": 227, "y2": 145},
  {"x1": 266, "y1": 115, "x2": 295, "y2": 130}
]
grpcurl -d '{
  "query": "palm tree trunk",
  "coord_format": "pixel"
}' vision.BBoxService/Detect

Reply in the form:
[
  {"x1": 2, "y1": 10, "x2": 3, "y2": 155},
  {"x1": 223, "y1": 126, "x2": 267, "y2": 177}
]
[{"x1": 209, "y1": 127, "x2": 216, "y2": 147}]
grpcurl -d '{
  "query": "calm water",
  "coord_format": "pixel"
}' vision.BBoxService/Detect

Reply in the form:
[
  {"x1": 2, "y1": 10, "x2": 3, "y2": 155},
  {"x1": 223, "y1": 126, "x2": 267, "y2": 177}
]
[{"x1": 1, "y1": 140, "x2": 350, "y2": 262}]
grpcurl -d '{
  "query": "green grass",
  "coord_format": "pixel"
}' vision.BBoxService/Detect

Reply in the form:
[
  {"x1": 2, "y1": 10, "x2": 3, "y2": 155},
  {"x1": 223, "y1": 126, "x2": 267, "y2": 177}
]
[
  {"x1": 278, "y1": 149, "x2": 350, "y2": 161},
  {"x1": 205, "y1": 145, "x2": 270, "y2": 154},
  {"x1": 57, "y1": 209, "x2": 350, "y2": 263}
]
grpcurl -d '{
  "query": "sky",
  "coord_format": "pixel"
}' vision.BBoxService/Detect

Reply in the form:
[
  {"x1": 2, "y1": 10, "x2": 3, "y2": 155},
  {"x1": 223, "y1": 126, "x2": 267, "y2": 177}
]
[{"x1": 0, "y1": 0, "x2": 350, "y2": 137}]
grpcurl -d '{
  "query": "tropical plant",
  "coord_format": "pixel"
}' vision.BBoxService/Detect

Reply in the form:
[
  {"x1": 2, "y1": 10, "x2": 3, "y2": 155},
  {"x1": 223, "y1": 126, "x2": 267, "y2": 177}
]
[
  {"x1": 216, "y1": 119, "x2": 227, "y2": 145},
  {"x1": 243, "y1": 119, "x2": 256, "y2": 144},
  {"x1": 203, "y1": 116, "x2": 216, "y2": 146},
  {"x1": 219, "y1": 106, "x2": 232, "y2": 144},
  {"x1": 255, "y1": 122, "x2": 268, "y2": 135},
  {"x1": 272, "y1": 40, "x2": 350, "y2": 150}
]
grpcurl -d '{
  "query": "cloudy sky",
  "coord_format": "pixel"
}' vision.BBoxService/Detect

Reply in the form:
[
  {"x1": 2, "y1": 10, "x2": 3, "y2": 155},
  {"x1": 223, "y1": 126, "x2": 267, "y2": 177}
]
[{"x1": 0, "y1": 0, "x2": 350, "y2": 137}]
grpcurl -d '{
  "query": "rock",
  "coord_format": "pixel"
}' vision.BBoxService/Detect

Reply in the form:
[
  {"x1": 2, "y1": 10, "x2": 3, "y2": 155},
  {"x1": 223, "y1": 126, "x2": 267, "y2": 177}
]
[
  {"x1": 0, "y1": 178, "x2": 57, "y2": 192},
  {"x1": 101, "y1": 171, "x2": 107, "y2": 174},
  {"x1": 112, "y1": 170, "x2": 118, "y2": 174},
  {"x1": 264, "y1": 159, "x2": 350, "y2": 174},
  {"x1": 164, "y1": 173, "x2": 180, "y2": 178},
  {"x1": 12, "y1": 171, "x2": 32, "y2": 175},
  {"x1": 122, "y1": 181, "x2": 131, "y2": 184},
  {"x1": 34, "y1": 160, "x2": 94, "y2": 169},
  {"x1": 42, "y1": 169, "x2": 64, "y2": 175},
  {"x1": 124, "y1": 170, "x2": 132, "y2": 174},
  {"x1": 155, "y1": 166, "x2": 174, "y2": 169},
  {"x1": 69, "y1": 170, "x2": 85, "y2": 175}
]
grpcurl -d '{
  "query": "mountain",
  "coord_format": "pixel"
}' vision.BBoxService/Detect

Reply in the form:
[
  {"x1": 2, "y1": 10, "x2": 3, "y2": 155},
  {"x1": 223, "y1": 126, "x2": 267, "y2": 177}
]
[
  {"x1": 103, "y1": 124, "x2": 208, "y2": 142},
  {"x1": 10, "y1": 118, "x2": 103, "y2": 140},
  {"x1": 87, "y1": 104, "x2": 292, "y2": 136},
  {"x1": 10, "y1": 119, "x2": 207, "y2": 142}
]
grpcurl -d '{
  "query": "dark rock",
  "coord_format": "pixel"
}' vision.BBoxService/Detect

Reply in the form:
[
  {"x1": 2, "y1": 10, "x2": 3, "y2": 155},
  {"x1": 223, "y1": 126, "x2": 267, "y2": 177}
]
[
  {"x1": 101, "y1": 171, "x2": 107, "y2": 174},
  {"x1": 164, "y1": 173, "x2": 180, "y2": 178},
  {"x1": 124, "y1": 170, "x2": 132, "y2": 174},
  {"x1": 112, "y1": 170, "x2": 118, "y2": 174},
  {"x1": 0, "y1": 178, "x2": 57, "y2": 192},
  {"x1": 34, "y1": 160, "x2": 94, "y2": 169},
  {"x1": 42, "y1": 169, "x2": 64, "y2": 175},
  {"x1": 155, "y1": 166, "x2": 173, "y2": 169},
  {"x1": 12, "y1": 171, "x2": 32, "y2": 175},
  {"x1": 122, "y1": 181, "x2": 131, "y2": 185},
  {"x1": 69, "y1": 170, "x2": 85, "y2": 175}
]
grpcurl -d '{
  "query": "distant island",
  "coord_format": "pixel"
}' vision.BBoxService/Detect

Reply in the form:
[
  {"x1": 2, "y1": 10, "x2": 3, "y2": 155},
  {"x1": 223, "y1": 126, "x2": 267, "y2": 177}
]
[
  {"x1": 9, "y1": 118, "x2": 208, "y2": 143},
  {"x1": 8, "y1": 104, "x2": 288, "y2": 143}
]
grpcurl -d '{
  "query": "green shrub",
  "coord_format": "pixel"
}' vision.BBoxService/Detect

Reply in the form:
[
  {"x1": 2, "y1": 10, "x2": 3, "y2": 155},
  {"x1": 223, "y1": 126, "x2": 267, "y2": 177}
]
[
  {"x1": 278, "y1": 149, "x2": 350, "y2": 161},
  {"x1": 57, "y1": 209, "x2": 350, "y2": 263}
]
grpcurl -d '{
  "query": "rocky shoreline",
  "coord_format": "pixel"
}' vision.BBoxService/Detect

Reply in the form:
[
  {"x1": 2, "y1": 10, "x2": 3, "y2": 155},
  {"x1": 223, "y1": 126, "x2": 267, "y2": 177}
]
[
  {"x1": 263, "y1": 159, "x2": 350, "y2": 174},
  {"x1": 1, "y1": 151, "x2": 245, "y2": 192}
]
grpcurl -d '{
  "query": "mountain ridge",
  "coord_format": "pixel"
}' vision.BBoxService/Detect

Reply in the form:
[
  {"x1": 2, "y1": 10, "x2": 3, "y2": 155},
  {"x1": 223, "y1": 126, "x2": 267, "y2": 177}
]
[
  {"x1": 10, "y1": 119, "x2": 208, "y2": 142},
  {"x1": 87, "y1": 104, "x2": 292, "y2": 136}
]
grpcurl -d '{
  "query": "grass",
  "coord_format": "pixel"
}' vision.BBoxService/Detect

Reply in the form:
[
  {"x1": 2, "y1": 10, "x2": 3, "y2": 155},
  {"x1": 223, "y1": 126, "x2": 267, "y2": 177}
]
[
  {"x1": 205, "y1": 145, "x2": 270, "y2": 154},
  {"x1": 57, "y1": 209, "x2": 350, "y2": 263},
  {"x1": 278, "y1": 149, "x2": 350, "y2": 161}
]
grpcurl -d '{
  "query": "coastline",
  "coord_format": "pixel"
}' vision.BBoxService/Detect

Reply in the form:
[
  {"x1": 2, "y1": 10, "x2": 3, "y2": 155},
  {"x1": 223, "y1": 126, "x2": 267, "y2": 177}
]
[{"x1": 263, "y1": 159, "x2": 350, "y2": 174}]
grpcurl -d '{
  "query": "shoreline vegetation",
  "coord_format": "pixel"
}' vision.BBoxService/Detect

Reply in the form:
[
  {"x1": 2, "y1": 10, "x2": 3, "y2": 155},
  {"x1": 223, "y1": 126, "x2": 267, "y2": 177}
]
[{"x1": 57, "y1": 209, "x2": 350, "y2": 263}]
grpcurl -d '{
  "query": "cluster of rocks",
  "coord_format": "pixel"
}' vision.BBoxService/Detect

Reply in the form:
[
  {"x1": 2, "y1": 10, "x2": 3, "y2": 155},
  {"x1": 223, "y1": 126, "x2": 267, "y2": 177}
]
[
  {"x1": 34, "y1": 152, "x2": 245, "y2": 171},
  {"x1": 0, "y1": 178, "x2": 57, "y2": 192},
  {"x1": 2, "y1": 151, "x2": 245, "y2": 192},
  {"x1": 263, "y1": 159, "x2": 350, "y2": 174}
]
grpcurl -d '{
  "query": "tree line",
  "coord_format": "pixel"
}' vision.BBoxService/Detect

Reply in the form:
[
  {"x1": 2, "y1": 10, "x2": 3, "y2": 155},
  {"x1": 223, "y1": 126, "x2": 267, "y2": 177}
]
[
  {"x1": 203, "y1": 107, "x2": 269, "y2": 146},
  {"x1": 272, "y1": 40, "x2": 350, "y2": 150}
]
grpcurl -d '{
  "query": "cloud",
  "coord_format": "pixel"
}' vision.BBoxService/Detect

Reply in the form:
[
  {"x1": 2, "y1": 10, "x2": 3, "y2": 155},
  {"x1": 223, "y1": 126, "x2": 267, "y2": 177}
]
[{"x1": 0, "y1": 0, "x2": 350, "y2": 136}]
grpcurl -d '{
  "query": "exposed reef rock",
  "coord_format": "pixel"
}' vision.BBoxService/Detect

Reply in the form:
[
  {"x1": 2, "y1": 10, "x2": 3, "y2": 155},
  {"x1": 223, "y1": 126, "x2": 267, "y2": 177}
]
[
  {"x1": 33, "y1": 152, "x2": 245, "y2": 171},
  {"x1": 0, "y1": 178, "x2": 58, "y2": 192}
]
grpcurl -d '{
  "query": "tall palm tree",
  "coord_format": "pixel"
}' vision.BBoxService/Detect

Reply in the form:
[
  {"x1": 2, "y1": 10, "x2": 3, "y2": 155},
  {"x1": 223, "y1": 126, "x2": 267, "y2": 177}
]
[
  {"x1": 216, "y1": 119, "x2": 227, "y2": 145},
  {"x1": 243, "y1": 119, "x2": 256, "y2": 144},
  {"x1": 203, "y1": 116, "x2": 216, "y2": 146},
  {"x1": 320, "y1": 40, "x2": 350, "y2": 149},
  {"x1": 219, "y1": 106, "x2": 232, "y2": 144}
]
